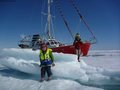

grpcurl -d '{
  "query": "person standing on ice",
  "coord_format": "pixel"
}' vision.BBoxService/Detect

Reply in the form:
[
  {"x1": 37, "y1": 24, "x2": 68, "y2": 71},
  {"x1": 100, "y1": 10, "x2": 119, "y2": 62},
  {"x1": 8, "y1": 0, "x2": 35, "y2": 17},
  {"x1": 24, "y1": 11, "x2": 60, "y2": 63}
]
[
  {"x1": 39, "y1": 43, "x2": 55, "y2": 81},
  {"x1": 73, "y1": 33, "x2": 83, "y2": 62}
]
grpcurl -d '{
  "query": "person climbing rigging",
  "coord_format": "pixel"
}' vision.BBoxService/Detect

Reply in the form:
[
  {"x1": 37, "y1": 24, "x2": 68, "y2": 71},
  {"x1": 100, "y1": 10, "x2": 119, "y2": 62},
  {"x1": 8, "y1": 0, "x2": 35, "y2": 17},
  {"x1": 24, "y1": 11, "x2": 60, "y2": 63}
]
[
  {"x1": 73, "y1": 33, "x2": 83, "y2": 62},
  {"x1": 39, "y1": 43, "x2": 55, "y2": 82}
]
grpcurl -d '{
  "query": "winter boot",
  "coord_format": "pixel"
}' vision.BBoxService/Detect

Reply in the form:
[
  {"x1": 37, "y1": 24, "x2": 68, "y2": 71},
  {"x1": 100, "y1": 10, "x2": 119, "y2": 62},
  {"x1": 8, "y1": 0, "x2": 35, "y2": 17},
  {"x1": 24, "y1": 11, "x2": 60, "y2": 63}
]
[
  {"x1": 77, "y1": 57, "x2": 80, "y2": 62},
  {"x1": 47, "y1": 77, "x2": 52, "y2": 81},
  {"x1": 40, "y1": 78, "x2": 45, "y2": 82}
]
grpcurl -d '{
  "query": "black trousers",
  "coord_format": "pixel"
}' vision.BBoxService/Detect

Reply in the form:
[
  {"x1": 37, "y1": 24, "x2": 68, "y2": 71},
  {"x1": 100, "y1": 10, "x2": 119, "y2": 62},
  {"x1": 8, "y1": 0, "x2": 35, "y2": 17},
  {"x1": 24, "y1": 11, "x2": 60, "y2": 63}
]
[{"x1": 41, "y1": 66, "x2": 52, "y2": 78}]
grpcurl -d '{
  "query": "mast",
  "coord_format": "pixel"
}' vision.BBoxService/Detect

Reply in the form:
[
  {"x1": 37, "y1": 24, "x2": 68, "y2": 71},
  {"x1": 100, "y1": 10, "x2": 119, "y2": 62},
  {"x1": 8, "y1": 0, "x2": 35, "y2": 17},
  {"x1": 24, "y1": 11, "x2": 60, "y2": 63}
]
[{"x1": 47, "y1": 0, "x2": 52, "y2": 39}]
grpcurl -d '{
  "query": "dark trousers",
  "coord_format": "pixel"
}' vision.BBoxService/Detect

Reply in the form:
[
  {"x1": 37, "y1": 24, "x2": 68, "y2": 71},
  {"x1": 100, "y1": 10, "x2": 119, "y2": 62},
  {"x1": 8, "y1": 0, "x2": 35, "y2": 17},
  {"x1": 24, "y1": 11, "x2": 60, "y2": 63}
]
[
  {"x1": 41, "y1": 66, "x2": 52, "y2": 78},
  {"x1": 76, "y1": 49, "x2": 81, "y2": 59}
]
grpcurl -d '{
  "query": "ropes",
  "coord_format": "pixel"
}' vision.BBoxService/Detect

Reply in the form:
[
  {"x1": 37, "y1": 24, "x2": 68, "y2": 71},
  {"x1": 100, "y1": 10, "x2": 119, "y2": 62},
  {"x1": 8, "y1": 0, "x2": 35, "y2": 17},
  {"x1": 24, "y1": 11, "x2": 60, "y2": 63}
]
[
  {"x1": 55, "y1": 0, "x2": 74, "y2": 40},
  {"x1": 53, "y1": 0, "x2": 97, "y2": 44},
  {"x1": 69, "y1": 0, "x2": 97, "y2": 44}
]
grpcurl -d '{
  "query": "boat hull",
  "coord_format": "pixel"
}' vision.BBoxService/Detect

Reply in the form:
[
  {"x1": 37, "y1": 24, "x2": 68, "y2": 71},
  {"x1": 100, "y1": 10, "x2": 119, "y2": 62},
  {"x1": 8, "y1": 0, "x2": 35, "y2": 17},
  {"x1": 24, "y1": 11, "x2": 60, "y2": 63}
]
[{"x1": 52, "y1": 42, "x2": 91, "y2": 56}]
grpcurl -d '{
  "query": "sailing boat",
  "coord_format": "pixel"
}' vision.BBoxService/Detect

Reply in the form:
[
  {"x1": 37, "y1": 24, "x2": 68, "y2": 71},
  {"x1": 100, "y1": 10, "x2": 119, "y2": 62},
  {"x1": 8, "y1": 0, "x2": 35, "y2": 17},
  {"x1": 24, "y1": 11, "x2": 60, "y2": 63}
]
[{"x1": 18, "y1": 0, "x2": 97, "y2": 56}]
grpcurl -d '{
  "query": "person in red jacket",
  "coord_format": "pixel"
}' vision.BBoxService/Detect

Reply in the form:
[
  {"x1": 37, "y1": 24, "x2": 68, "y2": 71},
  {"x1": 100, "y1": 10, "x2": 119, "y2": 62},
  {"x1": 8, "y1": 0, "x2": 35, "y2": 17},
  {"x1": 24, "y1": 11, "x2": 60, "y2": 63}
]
[{"x1": 73, "y1": 33, "x2": 83, "y2": 62}]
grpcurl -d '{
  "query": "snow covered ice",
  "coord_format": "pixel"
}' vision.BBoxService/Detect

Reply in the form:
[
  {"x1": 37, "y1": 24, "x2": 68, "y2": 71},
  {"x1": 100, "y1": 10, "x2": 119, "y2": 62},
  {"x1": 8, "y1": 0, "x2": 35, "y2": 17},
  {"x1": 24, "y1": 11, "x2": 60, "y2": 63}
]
[{"x1": 0, "y1": 48, "x2": 120, "y2": 90}]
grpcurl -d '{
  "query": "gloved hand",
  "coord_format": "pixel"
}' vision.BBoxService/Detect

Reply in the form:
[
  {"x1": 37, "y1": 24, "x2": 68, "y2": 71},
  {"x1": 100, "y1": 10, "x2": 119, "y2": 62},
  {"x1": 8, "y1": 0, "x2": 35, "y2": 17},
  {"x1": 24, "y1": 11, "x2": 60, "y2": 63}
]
[
  {"x1": 52, "y1": 63, "x2": 55, "y2": 67},
  {"x1": 39, "y1": 64, "x2": 42, "y2": 67}
]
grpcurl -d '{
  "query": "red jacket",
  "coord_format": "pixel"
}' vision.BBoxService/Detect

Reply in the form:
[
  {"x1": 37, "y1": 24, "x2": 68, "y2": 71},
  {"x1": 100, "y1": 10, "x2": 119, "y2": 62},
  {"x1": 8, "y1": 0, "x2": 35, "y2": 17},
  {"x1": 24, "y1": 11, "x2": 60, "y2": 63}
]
[{"x1": 73, "y1": 41, "x2": 83, "y2": 49}]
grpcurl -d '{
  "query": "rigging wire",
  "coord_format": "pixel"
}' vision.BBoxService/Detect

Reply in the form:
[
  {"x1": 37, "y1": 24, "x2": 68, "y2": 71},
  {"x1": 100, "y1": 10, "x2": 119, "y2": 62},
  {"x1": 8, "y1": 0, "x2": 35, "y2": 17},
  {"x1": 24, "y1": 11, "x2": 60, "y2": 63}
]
[
  {"x1": 51, "y1": 18, "x2": 56, "y2": 39},
  {"x1": 55, "y1": 0, "x2": 74, "y2": 40},
  {"x1": 41, "y1": 0, "x2": 45, "y2": 34},
  {"x1": 51, "y1": 1, "x2": 56, "y2": 39},
  {"x1": 69, "y1": 0, "x2": 97, "y2": 44}
]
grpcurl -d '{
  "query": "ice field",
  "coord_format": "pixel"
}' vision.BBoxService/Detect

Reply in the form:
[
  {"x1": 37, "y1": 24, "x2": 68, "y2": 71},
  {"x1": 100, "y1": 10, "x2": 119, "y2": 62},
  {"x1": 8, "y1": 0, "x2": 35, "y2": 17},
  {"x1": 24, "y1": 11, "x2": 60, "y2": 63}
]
[{"x1": 0, "y1": 48, "x2": 120, "y2": 90}]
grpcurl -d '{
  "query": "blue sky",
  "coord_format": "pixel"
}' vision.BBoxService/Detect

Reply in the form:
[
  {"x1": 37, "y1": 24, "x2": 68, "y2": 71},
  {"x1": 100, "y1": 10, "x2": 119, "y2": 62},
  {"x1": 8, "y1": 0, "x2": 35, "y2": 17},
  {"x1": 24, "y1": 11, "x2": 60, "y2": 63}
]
[{"x1": 0, "y1": 0, "x2": 120, "y2": 50}]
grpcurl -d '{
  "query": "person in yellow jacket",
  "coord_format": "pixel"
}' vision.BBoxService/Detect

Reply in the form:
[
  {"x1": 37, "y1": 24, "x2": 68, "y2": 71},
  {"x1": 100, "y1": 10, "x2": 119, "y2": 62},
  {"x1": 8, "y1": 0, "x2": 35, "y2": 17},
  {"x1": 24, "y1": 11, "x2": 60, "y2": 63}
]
[{"x1": 39, "y1": 43, "x2": 55, "y2": 81}]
